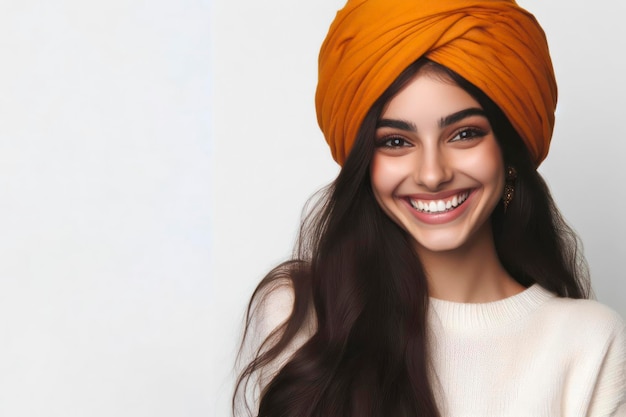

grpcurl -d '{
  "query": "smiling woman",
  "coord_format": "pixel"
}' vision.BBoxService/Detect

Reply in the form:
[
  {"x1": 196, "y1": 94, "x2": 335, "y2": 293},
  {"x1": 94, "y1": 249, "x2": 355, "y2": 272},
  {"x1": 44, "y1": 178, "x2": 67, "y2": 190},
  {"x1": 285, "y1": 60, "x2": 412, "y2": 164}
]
[
  {"x1": 372, "y1": 67, "x2": 505, "y2": 253},
  {"x1": 232, "y1": 1, "x2": 626, "y2": 416},
  {"x1": 370, "y1": 64, "x2": 519, "y2": 301}
]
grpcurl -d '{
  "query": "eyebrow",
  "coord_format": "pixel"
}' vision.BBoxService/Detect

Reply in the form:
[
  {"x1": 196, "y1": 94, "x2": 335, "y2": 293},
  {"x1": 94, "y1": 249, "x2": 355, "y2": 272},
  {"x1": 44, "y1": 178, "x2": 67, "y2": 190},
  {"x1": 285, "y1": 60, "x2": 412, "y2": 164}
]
[
  {"x1": 376, "y1": 108, "x2": 487, "y2": 132},
  {"x1": 376, "y1": 118, "x2": 417, "y2": 131},
  {"x1": 439, "y1": 108, "x2": 486, "y2": 128}
]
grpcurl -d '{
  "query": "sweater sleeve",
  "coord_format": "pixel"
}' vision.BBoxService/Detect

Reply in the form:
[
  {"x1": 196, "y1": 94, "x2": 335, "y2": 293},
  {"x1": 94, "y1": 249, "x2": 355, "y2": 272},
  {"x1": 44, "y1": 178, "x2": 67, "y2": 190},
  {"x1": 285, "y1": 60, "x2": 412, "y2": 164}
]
[
  {"x1": 251, "y1": 283, "x2": 299, "y2": 390},
  {"x1": 586, "y1": 314, "x2": 626, "y2": 417},
  {"x1": 234, "y1": 281, "x2": 295, "y2": 416},
  {"x1": 238, "y1": 281, "x2": 315, "y2": 408}
]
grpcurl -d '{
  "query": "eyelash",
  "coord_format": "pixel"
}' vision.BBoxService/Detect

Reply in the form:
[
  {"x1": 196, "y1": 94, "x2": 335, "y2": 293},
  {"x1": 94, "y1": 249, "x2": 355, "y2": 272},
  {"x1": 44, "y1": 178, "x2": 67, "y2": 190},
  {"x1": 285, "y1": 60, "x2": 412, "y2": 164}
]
[
  {"x1": 375, "y1": 136, "x2": 412, "y2": 148},
  {"x1": 449, "y1": 128, "x2": 486, "y2": 142}
]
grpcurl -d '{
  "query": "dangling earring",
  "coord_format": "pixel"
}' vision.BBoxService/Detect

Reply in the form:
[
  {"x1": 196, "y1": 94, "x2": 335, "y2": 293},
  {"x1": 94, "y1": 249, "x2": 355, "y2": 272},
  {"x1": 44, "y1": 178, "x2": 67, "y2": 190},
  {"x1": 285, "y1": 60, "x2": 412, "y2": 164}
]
[{"x1": 503, "y1": 166, "x2": 517, "y2": 212}]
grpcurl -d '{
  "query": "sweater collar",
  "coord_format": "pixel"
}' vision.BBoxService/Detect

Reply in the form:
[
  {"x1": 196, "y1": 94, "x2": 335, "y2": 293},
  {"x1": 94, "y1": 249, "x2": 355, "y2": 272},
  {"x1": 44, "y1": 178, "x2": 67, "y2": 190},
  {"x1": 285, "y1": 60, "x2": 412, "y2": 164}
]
[{"x1": 429, "y1": 284, "x2": 555, "y2": 330}]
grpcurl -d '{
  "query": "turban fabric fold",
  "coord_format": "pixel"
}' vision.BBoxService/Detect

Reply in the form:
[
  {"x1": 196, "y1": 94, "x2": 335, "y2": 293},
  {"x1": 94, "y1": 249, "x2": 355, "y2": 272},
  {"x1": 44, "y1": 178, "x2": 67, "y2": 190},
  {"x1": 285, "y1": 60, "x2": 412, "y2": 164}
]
[{"x1": 315, "y1": 0, "x2": 557, "y2": 167}]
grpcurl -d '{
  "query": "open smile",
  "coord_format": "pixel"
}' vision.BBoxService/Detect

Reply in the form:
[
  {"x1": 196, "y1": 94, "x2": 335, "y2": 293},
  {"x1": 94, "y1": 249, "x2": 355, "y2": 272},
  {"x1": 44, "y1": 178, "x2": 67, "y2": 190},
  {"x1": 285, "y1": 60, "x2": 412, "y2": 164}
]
[{"x1": 407, "y1": 190, "x2": 471, "y2": 214}]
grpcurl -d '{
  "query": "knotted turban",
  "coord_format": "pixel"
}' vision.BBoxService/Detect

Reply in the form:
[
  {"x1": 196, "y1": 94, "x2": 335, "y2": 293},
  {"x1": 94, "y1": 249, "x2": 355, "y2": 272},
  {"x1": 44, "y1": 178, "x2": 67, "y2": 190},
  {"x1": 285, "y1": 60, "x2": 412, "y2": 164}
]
[{"x1": 315, "y1": 0, "x2": 557, "y2": 167}]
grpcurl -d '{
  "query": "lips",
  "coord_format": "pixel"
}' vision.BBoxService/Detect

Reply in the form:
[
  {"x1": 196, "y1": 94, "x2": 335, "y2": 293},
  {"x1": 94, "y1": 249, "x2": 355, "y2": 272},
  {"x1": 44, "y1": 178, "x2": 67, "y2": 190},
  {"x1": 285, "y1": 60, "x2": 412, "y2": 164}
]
[{"x1": 408, "y1": 190, "x2": 470, "y2": 214}]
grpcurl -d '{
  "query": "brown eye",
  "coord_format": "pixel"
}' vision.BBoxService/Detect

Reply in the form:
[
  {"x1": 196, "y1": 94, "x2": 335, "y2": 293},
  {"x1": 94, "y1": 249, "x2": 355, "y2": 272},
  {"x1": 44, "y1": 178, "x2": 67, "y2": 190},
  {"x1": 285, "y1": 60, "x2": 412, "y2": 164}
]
[
  {"x1": 449, "y1": 128, "x2": 485, "y2": 142},
  {"x1": 376, "y1": 136, "x2": 412, "y2": 148}
]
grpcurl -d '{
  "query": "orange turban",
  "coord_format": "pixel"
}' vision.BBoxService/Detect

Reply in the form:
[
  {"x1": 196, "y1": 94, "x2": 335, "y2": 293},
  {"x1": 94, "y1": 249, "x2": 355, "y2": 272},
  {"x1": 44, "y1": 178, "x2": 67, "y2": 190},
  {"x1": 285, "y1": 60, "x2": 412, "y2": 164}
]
[{"x1": 315, "y1": 0, "x2": 557, "y2": 167}]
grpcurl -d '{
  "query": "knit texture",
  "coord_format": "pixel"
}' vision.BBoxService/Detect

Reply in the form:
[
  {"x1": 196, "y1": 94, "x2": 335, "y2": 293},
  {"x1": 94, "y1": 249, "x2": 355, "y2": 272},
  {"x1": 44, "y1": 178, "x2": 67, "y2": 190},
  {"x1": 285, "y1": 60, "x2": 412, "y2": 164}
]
[
  {"x1": 247, "y1": 284, "x2": 626, "y2": 416},
  {"x1": 428, "y1": 284, "x2": 626, "y2": 416}
]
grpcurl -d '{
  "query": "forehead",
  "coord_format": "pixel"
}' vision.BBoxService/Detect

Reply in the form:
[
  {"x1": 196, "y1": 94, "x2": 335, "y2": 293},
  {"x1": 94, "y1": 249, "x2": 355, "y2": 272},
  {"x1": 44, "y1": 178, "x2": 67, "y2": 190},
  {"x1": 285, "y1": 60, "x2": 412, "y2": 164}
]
[{"x1": 380, "y1": 72, "x2": 482, "y2": 124}]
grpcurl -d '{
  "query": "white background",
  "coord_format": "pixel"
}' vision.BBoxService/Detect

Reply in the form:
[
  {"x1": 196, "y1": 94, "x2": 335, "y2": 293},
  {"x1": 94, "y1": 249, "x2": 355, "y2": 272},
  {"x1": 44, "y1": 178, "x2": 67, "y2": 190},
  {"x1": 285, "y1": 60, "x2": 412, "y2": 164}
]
[
  {"x1": 0, "y1": 1, "x2": 212, "y2": 416},
  {"x1": 0, "y1": 1, "x2": 623, "y2": 417}
]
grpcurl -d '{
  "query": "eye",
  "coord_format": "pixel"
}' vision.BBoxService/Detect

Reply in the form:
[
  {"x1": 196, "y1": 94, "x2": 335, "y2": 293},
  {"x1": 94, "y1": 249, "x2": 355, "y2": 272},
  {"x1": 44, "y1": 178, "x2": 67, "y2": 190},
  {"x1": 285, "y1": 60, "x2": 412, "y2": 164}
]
[
  {"x1": 376, "y1": 136, "x2": 413, "y2": 148},
  {"x1": 449, "y1": 128, "x2": 487, "y2": 143}
]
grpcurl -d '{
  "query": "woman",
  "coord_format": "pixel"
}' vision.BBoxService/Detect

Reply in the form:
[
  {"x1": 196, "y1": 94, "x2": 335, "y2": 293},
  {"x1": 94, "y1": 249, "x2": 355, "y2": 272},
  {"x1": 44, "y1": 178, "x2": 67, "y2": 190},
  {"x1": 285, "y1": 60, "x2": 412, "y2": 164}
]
[{"x1": 234, "y1": 0, "x2": 626, "y2": 416}]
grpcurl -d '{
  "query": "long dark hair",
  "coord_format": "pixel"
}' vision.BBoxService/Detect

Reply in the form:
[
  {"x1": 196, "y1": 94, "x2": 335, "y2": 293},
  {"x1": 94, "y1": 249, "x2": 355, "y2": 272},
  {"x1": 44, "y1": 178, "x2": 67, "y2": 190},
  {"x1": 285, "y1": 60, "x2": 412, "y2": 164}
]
[{"x1": 233, "y1": 58, "x2": 590, "y2": 417}]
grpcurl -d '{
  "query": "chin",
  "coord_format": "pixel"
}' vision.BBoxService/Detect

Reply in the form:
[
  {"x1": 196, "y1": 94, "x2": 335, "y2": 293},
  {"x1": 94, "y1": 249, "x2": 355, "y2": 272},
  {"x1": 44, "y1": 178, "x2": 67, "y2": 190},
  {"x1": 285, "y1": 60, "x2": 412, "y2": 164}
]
[
  {"x1": 412, "y1": 233, "x2": 469, "y2": 254},
  {"x1": 407, "y1": 220, "x2": 491, "y2": 255}
]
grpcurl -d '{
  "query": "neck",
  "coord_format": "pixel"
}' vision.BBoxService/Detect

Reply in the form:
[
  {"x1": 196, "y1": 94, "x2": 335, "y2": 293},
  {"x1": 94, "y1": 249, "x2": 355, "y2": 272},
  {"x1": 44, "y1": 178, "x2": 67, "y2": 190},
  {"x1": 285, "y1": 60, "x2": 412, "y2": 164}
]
[{"x1": 417, "y1": 224, "x2": 524, "y2": 303}]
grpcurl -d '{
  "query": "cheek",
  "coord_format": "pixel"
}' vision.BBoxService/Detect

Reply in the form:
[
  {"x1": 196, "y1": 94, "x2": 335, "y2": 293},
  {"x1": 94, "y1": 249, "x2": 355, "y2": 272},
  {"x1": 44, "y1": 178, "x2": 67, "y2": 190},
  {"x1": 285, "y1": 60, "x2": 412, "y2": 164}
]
[
  {"x1": 478, "y1": 159, "x2": 503, "y2": 187},
  {"x1": 370, "y1": 154, "x2": 403, "y2": 199},
  {"x1": 458, "y1": 142, "x2": 504, "y2": 189},
  {"x1": 481, "y1": 146, "x2": 505, "y2": 190}
]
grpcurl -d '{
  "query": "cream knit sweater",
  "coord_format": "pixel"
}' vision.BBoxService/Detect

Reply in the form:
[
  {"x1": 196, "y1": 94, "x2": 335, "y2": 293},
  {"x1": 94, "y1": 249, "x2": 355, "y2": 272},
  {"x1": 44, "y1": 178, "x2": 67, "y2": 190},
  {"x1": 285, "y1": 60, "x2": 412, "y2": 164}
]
[
  {"x1": 428, "y1": 284, "x2": 625, "y2": 416},
  {"x1": 250, "y1": 284, "x2": 626, "y2": 416}
]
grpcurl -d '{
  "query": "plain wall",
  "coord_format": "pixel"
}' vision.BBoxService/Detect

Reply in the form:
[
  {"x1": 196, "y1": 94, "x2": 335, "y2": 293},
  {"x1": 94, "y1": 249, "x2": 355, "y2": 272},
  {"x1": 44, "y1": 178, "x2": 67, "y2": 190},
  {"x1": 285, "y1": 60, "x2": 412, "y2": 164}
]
[
  {"x1": 0, "y1": 1, "x2": 212, "y2": 416},
  {"x1": 211, "y1": 0, "x2": 626, "y2": 416}
]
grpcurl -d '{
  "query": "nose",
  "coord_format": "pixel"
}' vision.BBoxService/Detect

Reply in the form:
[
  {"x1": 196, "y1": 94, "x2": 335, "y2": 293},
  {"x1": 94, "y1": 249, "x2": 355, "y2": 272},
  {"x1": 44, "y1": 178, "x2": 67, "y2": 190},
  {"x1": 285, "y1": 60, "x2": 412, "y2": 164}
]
[{"x1": 414, "y1": 145, "x2": 453, "y2": 190}]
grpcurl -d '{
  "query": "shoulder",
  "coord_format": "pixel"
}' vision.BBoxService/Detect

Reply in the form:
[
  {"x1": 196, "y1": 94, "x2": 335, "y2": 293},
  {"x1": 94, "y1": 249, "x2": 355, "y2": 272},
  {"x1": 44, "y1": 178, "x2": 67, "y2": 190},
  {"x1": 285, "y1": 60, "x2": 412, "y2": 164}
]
[
  {"x1": 532, "y1": 292, "x2": 626, "y2": 414},
  {"x1": 535, "y1": 290, "x2": 626, "y2": 382},
  {"x1": 246, "y1": 277, "x2": 316, "y2": 387},
  {"x1": 539, "y1": 294, "x2": 625, "y2": 338},
  {"x1": 250, "y1": 279, "x2": 298, "y2": 343},
  {"x1": 247, "y1": 262, "x2": 316, "y2": 345},
  {"x1": 534, "y1": 293, "x2": 625, "y2": 358}
]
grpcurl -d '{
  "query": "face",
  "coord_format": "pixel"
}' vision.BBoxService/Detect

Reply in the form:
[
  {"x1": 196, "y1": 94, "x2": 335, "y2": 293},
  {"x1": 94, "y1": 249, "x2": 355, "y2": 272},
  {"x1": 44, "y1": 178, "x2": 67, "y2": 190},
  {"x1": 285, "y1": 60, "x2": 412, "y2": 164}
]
[{"x1": 371, "y1": 71, "x2": 505, "y2": 255}]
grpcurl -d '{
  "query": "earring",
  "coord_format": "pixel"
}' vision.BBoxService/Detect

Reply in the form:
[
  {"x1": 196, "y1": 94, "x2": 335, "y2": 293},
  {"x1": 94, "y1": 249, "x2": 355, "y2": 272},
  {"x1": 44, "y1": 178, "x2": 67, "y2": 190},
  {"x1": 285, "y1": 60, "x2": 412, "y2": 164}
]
[{"x1": 503, "y1": 166, "x2": 517, "y2": 212}]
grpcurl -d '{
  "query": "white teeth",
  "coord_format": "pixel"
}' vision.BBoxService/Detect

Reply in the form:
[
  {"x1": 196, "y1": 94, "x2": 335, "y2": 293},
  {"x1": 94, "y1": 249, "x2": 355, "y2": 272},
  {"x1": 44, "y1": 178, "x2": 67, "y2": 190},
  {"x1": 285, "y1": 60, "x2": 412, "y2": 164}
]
[{"x1": 409, "y1": 191, "x2": 470, "y2": 214}]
